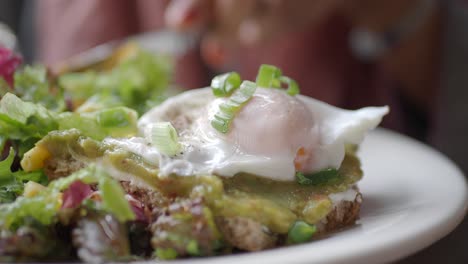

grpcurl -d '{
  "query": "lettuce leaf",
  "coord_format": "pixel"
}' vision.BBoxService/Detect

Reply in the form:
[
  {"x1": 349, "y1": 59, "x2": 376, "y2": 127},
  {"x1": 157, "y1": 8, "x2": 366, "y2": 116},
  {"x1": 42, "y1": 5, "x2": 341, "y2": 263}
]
[
  {"x1": 59, "y1": 49, "x2": 172, "y2": 114},
  {"x1": 0, "y1": 149, "x2": 23, "y2": 204},
  {"x1": 0, "y1": 93, "x2": 59, "y2": 141},
  {"x1": 0, "y1": 148, "x2": 48, "y2": 203},
  {"x1": 0, "y1": 164, "x2": 135, "y2": 229},
  {"x1": 0, "y1": 94, "x2": 138, "y2": 157},
  {"x1": 12, "y1": 65, "x2": 65, "y2": 112},
  {"x1": 57, "y1": 106, "x2": 138, "y2": 140},
  {"x1": 0, "y1": 148, "x2": 15, "y2": 178},
  {"x1": 0, "y1": 136, "x2": 5, "y2": 151},
  {"x1": 0, "y1": 180, "x2": 23, "y2": 204},
  {"x1": 50, "y1": 165, "x2": 135, "y2": 222},
  {"x1": 99, "y1": 176, "x2": 136, "y2": 222},
  {"x1": 0, "y1": 149, "x2": 22, "y2": 203}
]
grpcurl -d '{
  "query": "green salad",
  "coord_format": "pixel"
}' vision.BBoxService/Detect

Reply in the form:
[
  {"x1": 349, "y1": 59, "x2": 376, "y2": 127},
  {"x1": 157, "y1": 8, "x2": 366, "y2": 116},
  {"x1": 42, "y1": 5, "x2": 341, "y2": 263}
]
[{"x1": 0, "y1": 44, "x2": 368, "y2": 262}]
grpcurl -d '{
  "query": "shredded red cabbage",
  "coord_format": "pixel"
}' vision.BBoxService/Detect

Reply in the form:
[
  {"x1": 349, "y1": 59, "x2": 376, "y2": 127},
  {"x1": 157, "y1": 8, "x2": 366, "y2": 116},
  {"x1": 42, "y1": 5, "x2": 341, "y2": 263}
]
[
  {"x1": 61, "y1": 180, "x2": 93, "y2": 209},
  {"x1": 126, "y1": 194, "x2": 147, "y2": 222},
  {"x1": 0, "y1": 46, "x2": 22, "y2": 87}
]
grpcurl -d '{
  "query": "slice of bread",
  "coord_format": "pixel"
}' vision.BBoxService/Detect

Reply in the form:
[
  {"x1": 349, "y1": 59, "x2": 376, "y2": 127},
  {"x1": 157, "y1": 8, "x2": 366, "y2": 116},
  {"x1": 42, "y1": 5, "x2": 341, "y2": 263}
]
[
  {"x1": 217, "y1": 188, "x2": 362, "y2": 251},
  {"x1": 316, "y1": 189, "x2": 362, "y2": 234},
  {"x1": 120, "y1": 180, "x2": 361, "y2": 252}
]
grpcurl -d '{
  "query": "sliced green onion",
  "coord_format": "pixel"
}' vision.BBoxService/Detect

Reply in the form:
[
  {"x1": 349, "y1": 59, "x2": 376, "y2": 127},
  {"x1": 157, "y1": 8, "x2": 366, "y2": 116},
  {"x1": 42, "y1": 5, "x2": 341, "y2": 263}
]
[
  {"x1": 211, "y1": 72, "x2": 242, "y2": 97},
  {"x1": 256, "y1": 64, "x2": 300, "y2": 95},
  {"x1": 256, "y1": 64, "x2": 282, "y2": 88},
  {"x1": 296, "y1": 168, "x2": 340, "y2": 186},
  {"x1": 99, "y1": 176, "x2": 136, "y2": 222},
  {"x1": 287, "y1": 221, "x2": 316, "y2": 244},
  {"x1": 155, "y1": 248, "x2": 178, "y2": 260},
  {"x1": 279, "y1": 76, "x2": 300, "y2": 96},
  {"x1": 0, "y1": 148, "x2": 15, "y2": 178},
  {"x1": 58, "y1": 106, "x2": 138, "y2": 140},
  {"x1": 211, "y1": 116, "x2": 229, "y2": 134},
  {"x1": 96, "y1": 107, "x2": 134, "y2": 128},
  {"x1": 186, "y1": 240, "x2": 200, "y2": 256},
  {"x1": 211, "y1": 80, "x2": 257, "y2": 133},
  {"x1": 150, "y1": 122, "x2": 181, "y2": 156},
  {"x1": 230, "y1": 80, "x2": 256, "y2": 104}
]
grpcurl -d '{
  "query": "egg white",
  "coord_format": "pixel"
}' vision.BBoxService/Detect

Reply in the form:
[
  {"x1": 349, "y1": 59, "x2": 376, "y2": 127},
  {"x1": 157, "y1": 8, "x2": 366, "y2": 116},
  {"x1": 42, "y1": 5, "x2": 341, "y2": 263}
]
[{"x1": 130, "y1": 87, "x2": 389, "y2": 181}]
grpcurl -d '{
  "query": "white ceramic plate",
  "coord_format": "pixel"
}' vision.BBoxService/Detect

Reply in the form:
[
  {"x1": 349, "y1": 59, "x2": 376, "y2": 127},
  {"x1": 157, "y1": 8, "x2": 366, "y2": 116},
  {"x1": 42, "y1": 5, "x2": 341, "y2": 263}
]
[{"x1": 164, "y1": 128, "x2": 467, "y2": 264}]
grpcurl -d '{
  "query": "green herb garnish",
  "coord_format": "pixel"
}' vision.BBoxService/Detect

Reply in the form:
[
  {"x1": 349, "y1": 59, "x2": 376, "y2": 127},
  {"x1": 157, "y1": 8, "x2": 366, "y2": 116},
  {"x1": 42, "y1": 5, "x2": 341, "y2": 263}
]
[
  {"x1": 155, "y1": 248, "x2": 178, "y2": 260},
  {"x1": 211, "y1": 72, "x2": 242, "y2": 97},
  {"x1": 255, "y1": 64, "x2": 300, "y2": 95},
  {"x1": 186, "y1": 240, "x2": 200, "y2": 256},
  {"x1": 296, "y1": 168, "x2": 340, "y2": 186},
  {"x1": 149, "y1": 122, "x2": 181, "y2": 156},
  {"x1": 0, "y1": 148, "x2": 48, "y2": 203},
  {"x1": 211, "y1": 80, "x2": 257, "y2": 133},
  {"x1": 287, "y1": 221, "x2": 317, "y2": 244}
]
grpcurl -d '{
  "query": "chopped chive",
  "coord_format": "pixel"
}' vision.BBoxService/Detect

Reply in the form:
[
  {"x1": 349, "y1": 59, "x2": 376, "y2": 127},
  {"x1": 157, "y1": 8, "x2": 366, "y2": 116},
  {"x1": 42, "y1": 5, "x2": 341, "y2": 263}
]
[
  {"x1": 186, "y1": 240, "x2": 200, "y2": 256},
  {"x1": 155, "y1": 248, "x2": 178, "y2": 260},
  {"x1": 211, "y1": 81, "x2": 257, "y2": 133},
  {"x1": 279, "y1": 76, "x2": 300, "y2": 96},
  {"x1": 287, "y1": 221, "x2": 316, "y2": 244},
  {"x1": 150, "y1": 122, "x2": 181, "y2": 156},
  {"x1": 256, "y1": 64, "x2": 282, "y2": 88},
  {"x1": 211, "y1": 117, "x2": 229, "y2": 134},
  {"x1": 255, "y1": 64, "x2": 300, "y2": 96},
  {"x1": 211, "y1": 72, "x2": 242, "y2": 97},
  {"x1": 296, "y1": 168, "x2": 340, "y2": 186}
]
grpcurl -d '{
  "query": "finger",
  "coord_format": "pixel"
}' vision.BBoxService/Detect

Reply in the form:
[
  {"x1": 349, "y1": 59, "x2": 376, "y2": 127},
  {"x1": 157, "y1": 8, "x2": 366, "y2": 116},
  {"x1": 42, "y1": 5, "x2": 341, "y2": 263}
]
[
  {"x1": 199, "y1": 0, "x2": 256, "y2": 69},
  {"x1": 237, "y1": 0, "x2": 284, "y2": 45},
  {"x1": 200, "y1": 33, "x2": 228, "y2": 69},
  {"x1": 165, "y1": 0, "x2": 210, "y2": 30},
  {"x1": 238, "y1": 0, "x2": 340, "y2": 45},
  {"x1": 213, "y1": 0, "x2": 255, "y2": 36},
  {"x1": 238, "y1": 15, "x2": 278, "y2": 45}
]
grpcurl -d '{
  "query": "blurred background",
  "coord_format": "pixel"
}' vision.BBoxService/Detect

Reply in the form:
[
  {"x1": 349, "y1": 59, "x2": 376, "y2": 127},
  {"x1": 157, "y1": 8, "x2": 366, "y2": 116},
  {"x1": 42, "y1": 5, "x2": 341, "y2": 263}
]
[{"x1": 1, "y1": 0, "x2": 467, "y2": 263}]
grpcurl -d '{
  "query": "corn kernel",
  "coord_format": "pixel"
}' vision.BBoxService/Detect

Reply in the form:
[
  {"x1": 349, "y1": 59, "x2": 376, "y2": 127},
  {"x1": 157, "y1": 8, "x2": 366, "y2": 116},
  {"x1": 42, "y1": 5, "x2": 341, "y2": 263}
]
[
  {"x1": 23, "y1": 181, "x2": 46, "y2": 198},
  {"x1": 20, "y1": 146, "x2": 50, "y2": 172}
]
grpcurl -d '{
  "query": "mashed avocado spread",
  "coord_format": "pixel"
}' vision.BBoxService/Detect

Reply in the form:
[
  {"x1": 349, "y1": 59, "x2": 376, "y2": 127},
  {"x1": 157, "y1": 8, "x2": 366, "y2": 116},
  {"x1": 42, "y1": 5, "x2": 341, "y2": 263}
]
[{"x1": 27, "y1": 129, "x2": 362, "y2": 234}]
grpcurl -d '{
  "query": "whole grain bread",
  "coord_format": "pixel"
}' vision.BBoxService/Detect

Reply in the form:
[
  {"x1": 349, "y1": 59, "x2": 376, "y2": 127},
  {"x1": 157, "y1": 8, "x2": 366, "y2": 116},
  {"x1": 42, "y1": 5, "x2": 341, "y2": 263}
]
[
  {"x1": 217, "y1": 189, "x2": 362, "y2": 251},
  {"x1": 43, "y1": 151, "x2": 362, "y2": 253},
  {"x1": 216, "y1": 216, "x2": 278, "y2": 251},
  {"x1": 43, "y1": 155, "x2": 85, "y2": 181},
  {"x1": 316, "y1": 190, "x2": 362, "y2": 234},
  {"x1": 119, "y1": 180, "x2": 361, "y2": 252}
]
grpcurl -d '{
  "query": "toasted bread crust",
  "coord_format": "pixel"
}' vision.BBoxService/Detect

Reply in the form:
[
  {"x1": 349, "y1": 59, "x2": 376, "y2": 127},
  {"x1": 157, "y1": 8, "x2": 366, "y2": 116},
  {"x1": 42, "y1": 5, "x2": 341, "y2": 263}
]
[
  {"x1": 120, "y1": 181, "x2": 170, "y2": 211},
  {"x1": 42, "y1": 151, "x2": 362, "y2": 253},
  {"x1": 316, "y1": 191, "x2": 362, "y2": 234},
  {"x1": 216, "y1": 217, "x2": 278, "y2": 251},
  {"x1": 218, "y1": 189, "x2": 362, "y2": 251},
  {"x1": 43, "y1": 156, "x2": 85, "y2": 181},
  {"x1": 121, "y1": 180, "x2": 362, "y2": 252}
]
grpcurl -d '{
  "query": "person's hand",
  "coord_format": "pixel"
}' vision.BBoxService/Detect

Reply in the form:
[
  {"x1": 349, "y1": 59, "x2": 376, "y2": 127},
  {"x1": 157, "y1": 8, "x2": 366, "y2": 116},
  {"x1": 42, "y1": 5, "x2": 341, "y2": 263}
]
[{"x1": 165, "y1": 0, "x2": 340, "y2": 68}]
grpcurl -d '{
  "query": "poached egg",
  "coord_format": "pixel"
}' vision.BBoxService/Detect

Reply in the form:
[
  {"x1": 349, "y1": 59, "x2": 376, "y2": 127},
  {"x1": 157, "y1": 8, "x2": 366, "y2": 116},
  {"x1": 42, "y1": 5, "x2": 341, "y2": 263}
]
[{"x1": 112, "y1": 87, "x2": 388, "y2": 181}]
